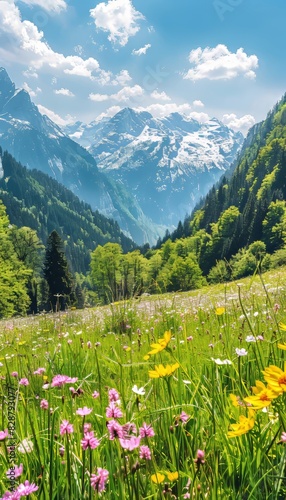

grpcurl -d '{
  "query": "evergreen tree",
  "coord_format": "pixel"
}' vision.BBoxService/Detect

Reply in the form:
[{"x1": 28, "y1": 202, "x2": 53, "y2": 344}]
[{"x1": 43, "y1": 230, "x2": 74, "y2": 311}]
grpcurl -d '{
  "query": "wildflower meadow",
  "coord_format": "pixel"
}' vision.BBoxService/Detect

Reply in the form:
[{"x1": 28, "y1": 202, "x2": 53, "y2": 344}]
[{"x1": 0, "y1": 269, "x2": 286, "y2": 499}]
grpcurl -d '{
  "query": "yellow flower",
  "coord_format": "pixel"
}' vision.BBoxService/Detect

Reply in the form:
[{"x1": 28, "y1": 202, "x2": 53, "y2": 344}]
[
  {"x1": 143, "y1": 355, "x2": 150, "y2": 361},
  {"x1": 227, "y1": 414, "x2": 255, "y2": 438},
  {"x1": 244, "y1": 381, "x2": 279, "y2": 409},
  {"x1": 43, "y1": 375, "x2": 48, "y2": 381},
  {"x1": 230, "y1": 393, "x2": 245, "y2": 408},
  {"x1": 262, "y1": 362, "x2": 286, "y2": 395},
  {"x1": 151, "y1": 473, "x2": 165, "y2": 484},
  {"x1": 149, "y1": 363, "x2": 180, "y2": 379},
  {"x1": 278, "y1": 322, "x2": 286, "y2": 331},
  {"x1": 278, "y1": 343, "x2": 286, "y2": 351},
  {"x1": 148, "y1": 331, "x2": 171, "y2": 355},
  {"x1": 215, "y1": 307, "x2": 225, "y2": 316},
  {"x1": 18, "y1": 341, "x2": 26, "y2": 346},
  {"x1": 167, "y1": 471, "x2": 179, "y2": 481}
]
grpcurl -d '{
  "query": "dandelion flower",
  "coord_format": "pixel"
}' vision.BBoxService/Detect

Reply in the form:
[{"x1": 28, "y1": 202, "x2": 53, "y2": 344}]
[
  {"x1": 227, "y1": 414, "x2": 255, "y2": 438},
  {"x1": 215, "y1": 307, "x2": 225, "y2": 316},
  {"x1": 262, "y1": 363, "x2": 286, "y2": 394},
  {"x1": 148, "y1": 330, "x2": 171, "y2": 355},
  {"x1": 149, "y1": 363, "x2": 179, "y2": 379},
  {"x1": 278, "y1": 343, "x2": 286, "y2": 351},
  {"x1": 167, "y1": 471, "x2": 179, "y2": 481},
  {"x1": 278, "y1": 321, "x2": 286, "y2": 331},
  {"x1": 244, "y1": 381, "x2": 279, "y2": 409},
  {"x1": 151, "y1": 472, "x2": 165, "y2": 484}
]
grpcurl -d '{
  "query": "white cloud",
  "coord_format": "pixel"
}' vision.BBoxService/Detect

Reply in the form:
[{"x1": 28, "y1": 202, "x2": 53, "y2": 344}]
[
  {"x1": 188, "y1": 111, "x2": 209, "y2": 123},
  {"x1": 17, "y1": 0, "x2": 67, "y2": 12},
  {"x1": 222, "y1": 113, "x2": 256, "y2": 134},
  {"x1": 114, "y1": 69, "x2": 132, "y2": 86},
  {"x1": 54, "y1": 88, "x2": 75, "y2": 97},
  {"x1": 132, "y1": 44, "x2": 151, "y2": 56},
  {"x1": 135, "y1": 102, "x2": 193, "y2": 119},
  {"x1": 90, "y1": 0, "x2": 144, "y2": 46},
  {"x1": 151, "y1": 90, "x2": 171, "y2": 101},
  {"x1": 22, "y1": 82, "x2": 41, "y2": 96},
  {"x1": 193, "y1": 99, "x2": 204, "y2": 108},
  {"x1": 0, "y1": 2, "x2": 107, "y2": 80},
  {"x1": 37, "y1": 104, "x2": 75, "y2": 126},
  {"x1": 23, "y1": 68, "x2": 38, "y2": 78},
  {"x1": 184, "y1": 44, "x2": 258, "y2": 81},
  {"x1": 95, "y1": 105, "x2": 122, "y2": 121},
  {"x1": 89, "y1": 93, "x2": 109, "y2": 102},
  {"x1": 89, "y1": 84, "x2": 144, "y2": 103},
  {"x1": 114, "y1": 84, "x2": 144, "y2": 102}
]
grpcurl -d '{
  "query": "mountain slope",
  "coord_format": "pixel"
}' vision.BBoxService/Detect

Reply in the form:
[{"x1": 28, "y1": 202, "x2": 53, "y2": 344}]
[
  {"x1": 0, "y1": 68, "x2": 162, "y2": 245},
  {"x1": 0, "y1": 149, "x2": 136, "y2": 273},
  {"x1": 167, "y1": 93, "x2": 286, "y2": 273},
  {"x1": 66, "y1": 108, "x2": 243, "y2": 227}
]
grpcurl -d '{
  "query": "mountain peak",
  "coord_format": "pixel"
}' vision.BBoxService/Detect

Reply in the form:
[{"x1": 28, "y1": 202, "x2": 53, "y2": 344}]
[{"x1": 0, "y1": 68, "x2": 16, "y2": 111}]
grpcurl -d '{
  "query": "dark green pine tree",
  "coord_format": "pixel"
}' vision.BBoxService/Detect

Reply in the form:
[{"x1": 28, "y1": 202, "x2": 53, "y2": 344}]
[{"x1": 43, "y1": 230, "x2": 74, "y2": 311}]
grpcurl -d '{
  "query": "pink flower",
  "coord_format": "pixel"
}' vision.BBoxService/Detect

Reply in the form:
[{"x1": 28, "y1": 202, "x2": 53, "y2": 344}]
[
  {"x1": 106, "y1": 402, "x2": 123, "y2": 419},
  {"x1": 51, "y1": 375, "x2": 78, "y2": 387},
  {"x1": 60, "y1": 420, "x2": 74, "y2": 435},
  {"x1": 90, "y1": 468, "x2": 109, "y2": 492},
  {"x1": 87, "y1": 341, "x2": 92, "y2": 349},
  {"x1": 187, "y1": 336, "x2": 193, "y2": 341},
  {"x1": 139, "y1": 423, "x2": 155, "y2": 438},
  {"x1": 17, "y1": 480, "x2": 39, "y2": 495},
  {"x1": 0, "y1": 429, "x2": 8, "y2": 440},
  {"x1": 11, "y1": 372, "x2": 18, "y2": 378},
  {"x1": 107, "y1": 420, "x2": 124, "y2": 440},
  {"x1": 76, "y1": 407, "x2": 92, "y2": 417},
  {"x1": 84, "y1": 423, "x2": 92, "y2": 433},
  {"x1": 122, "y1": 422, "x2": 137, "y2": 437},
  {"x1": 33, "y1": 368, "x2": 46, "y2": 375},
  {"x1": 108, "y1": 388, "x2": 120, "y2": 402},
  {"x1": 6, "y1": 464, "x2": 23, "y2": 479},
  {"x1": 19, "y1": 378, "x2": 29, "y2": 386},
  {"x1": 139, "y1": 445, "x2": 151, "y2": 460},
  {"x1": 92, "y1": 391, "x2": 100, "y2": 399},
  {"x1": 119, "y1": 436, "x2": 141, "y2": 451},
  {"x1": 179, "y1": 411, "x2": 190, "y2": 423},
  {"x1": 40, "y1": 399, "x2": 49, "y2": 410},
  {"x1": 1, "y1": 491, "x2": 21, "y2": 499},
  {"x1": 81, "y1": 431, "x2": 100, "y2": 450},
  {"x1": 281, "y1": 432, "x2": 286, "y2": 443}
]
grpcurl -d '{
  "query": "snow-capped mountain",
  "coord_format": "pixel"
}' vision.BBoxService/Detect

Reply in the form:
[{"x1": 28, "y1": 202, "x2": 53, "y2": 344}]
[
  {"x1": 65, "y1": 108, "x2": 244, "y2": 227},
  {"x1": 0, "y1": 68, "x2": 164, "y2": 245}
]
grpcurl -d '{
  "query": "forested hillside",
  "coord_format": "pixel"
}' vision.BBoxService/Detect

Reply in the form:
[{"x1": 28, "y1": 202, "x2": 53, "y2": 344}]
[
  {"x1": 0, "y1": 149, "x2": 136, "y2": 273},
  {"x1": 89, "y1": 94, "x2": 286, "y2": 302}
]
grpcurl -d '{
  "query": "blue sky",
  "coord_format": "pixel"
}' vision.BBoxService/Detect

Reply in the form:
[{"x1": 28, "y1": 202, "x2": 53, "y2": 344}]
[{"x1": 0, "y1": 0, "x2": 285, "y2": 134}]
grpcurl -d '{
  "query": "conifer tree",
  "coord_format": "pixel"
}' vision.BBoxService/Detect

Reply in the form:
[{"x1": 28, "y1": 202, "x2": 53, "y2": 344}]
[{"x1": 43, "y1": 230, "x2": 74, "y2": 311}]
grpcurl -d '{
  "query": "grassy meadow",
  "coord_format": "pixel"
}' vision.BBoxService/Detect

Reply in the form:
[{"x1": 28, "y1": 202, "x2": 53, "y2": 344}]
[{"x1": 0, "y1": 267, "x2": 286, "y2": 499}]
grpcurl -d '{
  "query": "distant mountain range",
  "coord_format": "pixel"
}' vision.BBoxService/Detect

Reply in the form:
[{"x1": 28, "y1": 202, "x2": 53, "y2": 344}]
[
  {"x1": 65, "y1": 108, "x2": 243, "y2": 227},
  {"x1": 0, "y1": 67, "x2": 243, "y2": 244},
  {"x1": 0, "y1": 68, "x2": 161, "y2": 244}
]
